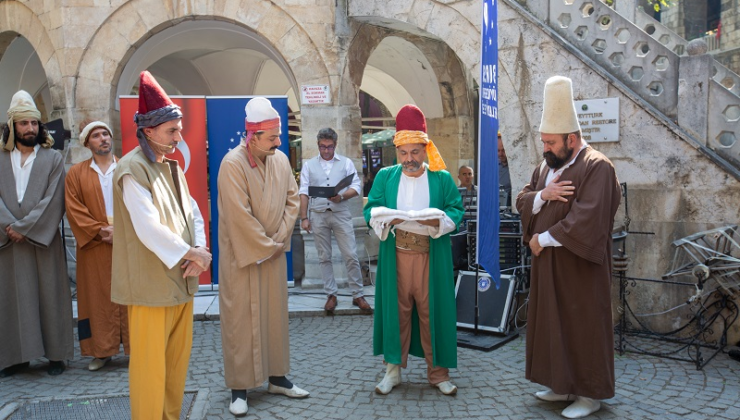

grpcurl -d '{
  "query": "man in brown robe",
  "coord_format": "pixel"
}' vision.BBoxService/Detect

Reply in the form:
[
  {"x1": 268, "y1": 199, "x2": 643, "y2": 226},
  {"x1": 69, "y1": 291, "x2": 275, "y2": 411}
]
[
  {"x1": 218, "y1": 97, "x2": 307, "y2": 417},
  {"x1": 516, "y1": 76, "x2": 621, "y2": 419},
  {"x1": 66, "y1": 120, "x2": 129, "y2": 371},
  {"x1": 0, "y1": 90, "x2": 73, "y2": 377}
]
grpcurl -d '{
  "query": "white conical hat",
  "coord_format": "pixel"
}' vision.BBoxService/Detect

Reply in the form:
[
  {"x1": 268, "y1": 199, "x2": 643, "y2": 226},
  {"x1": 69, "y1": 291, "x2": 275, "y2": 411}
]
[{"x1": 539, "y1": 76, "x2": 581, "y2": 134}]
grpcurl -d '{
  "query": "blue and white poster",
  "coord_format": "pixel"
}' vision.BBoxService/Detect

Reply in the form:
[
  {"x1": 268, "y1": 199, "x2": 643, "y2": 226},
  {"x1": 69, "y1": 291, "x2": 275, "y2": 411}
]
[
  {"x1": 206, "y1": 96, "x2": 292, "y2": 284},
  {"x1": 477, "y1": 0, "x2": 501, "y2": 286}
]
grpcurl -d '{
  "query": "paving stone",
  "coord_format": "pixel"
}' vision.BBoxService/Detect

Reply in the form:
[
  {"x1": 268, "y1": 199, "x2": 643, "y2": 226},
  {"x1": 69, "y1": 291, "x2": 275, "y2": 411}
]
[{"x1": 3, "y1": 315, "x2": 740, "y2": 419}]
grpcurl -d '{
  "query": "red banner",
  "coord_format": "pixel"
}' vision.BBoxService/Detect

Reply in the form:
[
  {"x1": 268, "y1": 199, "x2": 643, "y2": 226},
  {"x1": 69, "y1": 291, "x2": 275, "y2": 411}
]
[{"x1": 119, "y1": 96, "x2": 212, "y2": 285}]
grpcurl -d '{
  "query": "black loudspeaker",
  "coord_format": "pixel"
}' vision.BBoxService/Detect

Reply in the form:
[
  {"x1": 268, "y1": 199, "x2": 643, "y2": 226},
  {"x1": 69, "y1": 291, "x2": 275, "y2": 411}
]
[
  {"x1": 45, "y1": 118, "x2": 67, "y2": 150},
  {"x1": 450, "y1": 230, "x2": 468, "y2": 270},
  {"x1": 455, "y1": 271, "x2": 515, "y2": 334}
]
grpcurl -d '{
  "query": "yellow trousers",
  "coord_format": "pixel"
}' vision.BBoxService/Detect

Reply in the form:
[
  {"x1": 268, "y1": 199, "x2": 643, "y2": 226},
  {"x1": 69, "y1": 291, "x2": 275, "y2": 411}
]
[{"x1": 128, "y1": 301, "x2": 193, "y2": 420}]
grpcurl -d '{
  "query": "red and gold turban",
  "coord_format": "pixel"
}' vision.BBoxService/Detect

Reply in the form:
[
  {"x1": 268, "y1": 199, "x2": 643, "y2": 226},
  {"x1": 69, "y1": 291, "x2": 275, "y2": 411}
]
[{"x1": 392, "y1": 104, "x2": 446, "y2": 172}]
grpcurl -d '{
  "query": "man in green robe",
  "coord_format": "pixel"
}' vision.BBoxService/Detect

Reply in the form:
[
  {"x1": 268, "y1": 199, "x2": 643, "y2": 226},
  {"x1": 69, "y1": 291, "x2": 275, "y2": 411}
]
[{"x1": 364, "y1": 104, "x2": 464, "y2": 396}]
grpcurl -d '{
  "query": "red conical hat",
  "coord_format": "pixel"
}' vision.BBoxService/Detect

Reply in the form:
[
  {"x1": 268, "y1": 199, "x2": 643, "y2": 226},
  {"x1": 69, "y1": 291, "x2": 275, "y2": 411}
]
[
  {"x1": 137, "y1": 71, "x2": 174, "y2": 115},
  {"x1": 395, "y1": 104, "x2": 427, "y2": 133}
]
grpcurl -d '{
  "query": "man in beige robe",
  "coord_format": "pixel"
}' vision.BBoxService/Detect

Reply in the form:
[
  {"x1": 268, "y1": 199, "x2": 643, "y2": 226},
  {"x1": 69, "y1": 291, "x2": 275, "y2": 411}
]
[
  {"x1": 0, "y1": 90, "x2": 73, "y2": 377},
  {"x1": 218, "y1": 97, "x2": 307, "y2": 417},
  {"x1": 66, "y1": 121, "x2": 129, "y2": 371}
]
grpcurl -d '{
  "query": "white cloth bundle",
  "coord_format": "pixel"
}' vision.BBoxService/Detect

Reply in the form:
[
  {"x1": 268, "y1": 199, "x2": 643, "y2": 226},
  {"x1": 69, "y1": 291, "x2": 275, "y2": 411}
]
[{"x1": 369, "y1": 206, "x2": 447, "y2": 241}]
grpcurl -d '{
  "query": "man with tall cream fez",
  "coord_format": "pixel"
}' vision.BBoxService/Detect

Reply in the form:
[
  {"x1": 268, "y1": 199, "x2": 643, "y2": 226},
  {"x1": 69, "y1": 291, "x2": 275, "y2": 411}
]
[
  {"x1": 364, "y1": 104, "x2": 464, "y2": 396},
  {"x1": 111, "y1": 71, "x2": 211, "y2": 420},
  {"x1": 217, "y1": 97, "x2": 307, "y2": 417},
  {"x1": 516, "y1": 76, "x2": 621, "y2": 418},
  {"x1": 0, "y1": 90, "x2": 73, "y2": 377},
  {"x1": 65, "y1": 120, "x2": 130, "y2": 372}
]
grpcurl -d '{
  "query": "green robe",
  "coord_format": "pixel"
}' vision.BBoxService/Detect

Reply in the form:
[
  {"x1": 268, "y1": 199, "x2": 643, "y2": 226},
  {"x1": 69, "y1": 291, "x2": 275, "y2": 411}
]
[{"x1": 363, "y1": 165, "x2": 464, "y2": 368}]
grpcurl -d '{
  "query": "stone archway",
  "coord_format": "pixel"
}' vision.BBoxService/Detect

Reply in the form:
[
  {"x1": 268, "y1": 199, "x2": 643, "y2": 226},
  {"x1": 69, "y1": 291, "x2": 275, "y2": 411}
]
[
  {"x1": 345, "y1": 15, "x2": 478, "y2": 175},
  {"x1": 348, "y1": 0, "x2": 481, "y2": 82},
  {"x1": 74, "y1": 0, "x2": 332, "y2": 134},
  {"x1": 0, "y1": 1, "x2": 65, "y2": 121}
]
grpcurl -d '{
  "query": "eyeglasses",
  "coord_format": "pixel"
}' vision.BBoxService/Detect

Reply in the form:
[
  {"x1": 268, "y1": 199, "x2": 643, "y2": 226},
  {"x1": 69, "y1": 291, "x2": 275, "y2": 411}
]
[{"x1": 318, "y1": 145, "x2": 336, "y2": 151}]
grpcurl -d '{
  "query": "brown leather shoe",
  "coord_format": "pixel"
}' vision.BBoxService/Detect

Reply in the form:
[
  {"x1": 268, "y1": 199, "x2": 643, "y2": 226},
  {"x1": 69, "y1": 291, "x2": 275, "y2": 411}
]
[
  {"x1": 352, "y1": 296, "x2": 372, "y2": 310},
  {"x1": 324, "y1": 295, "x2": 337, "y2": 312}
]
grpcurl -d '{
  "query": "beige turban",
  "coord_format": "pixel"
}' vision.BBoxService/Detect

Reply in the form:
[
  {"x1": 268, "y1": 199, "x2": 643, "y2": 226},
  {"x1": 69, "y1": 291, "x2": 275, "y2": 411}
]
[{"x1": 1, "y1": 90, "x2": 54, "y2": 151}]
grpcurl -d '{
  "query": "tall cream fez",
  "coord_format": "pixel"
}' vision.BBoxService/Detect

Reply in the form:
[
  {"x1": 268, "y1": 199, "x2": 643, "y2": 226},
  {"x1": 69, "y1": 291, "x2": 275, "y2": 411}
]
[{"x1": 539, "y1": 76, "x2": 581, "y2": 134}]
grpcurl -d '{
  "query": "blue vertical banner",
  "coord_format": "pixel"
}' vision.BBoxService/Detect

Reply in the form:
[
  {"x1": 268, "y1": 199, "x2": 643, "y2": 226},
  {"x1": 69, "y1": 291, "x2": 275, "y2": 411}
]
[
  {"x1": 478, "y1": 0, "x2": 501, "y2": 285},
  {"x1": 206, "y1": 96, "x2": 292, "y2": 284}
]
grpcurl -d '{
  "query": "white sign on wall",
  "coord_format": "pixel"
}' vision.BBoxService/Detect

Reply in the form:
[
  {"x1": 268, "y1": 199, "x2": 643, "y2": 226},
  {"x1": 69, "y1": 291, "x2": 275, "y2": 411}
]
[
  {"x1": 301, "y1": 85, "x2": 331, "y2": 105},
  {"x1": 574, "y1": 97, "x2": 620, "y2": 142}
]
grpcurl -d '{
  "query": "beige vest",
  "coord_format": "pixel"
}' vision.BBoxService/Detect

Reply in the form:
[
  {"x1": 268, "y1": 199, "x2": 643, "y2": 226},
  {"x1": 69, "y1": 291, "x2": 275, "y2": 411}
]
[{"x1": 111, "y1": 147, "x2": 197, "y2": 306}]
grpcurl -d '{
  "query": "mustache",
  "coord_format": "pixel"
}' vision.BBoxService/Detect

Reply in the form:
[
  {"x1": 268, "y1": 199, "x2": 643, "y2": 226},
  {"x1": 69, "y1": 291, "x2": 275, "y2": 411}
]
[
  {"x1": 270, "y1": 146, "x2": 279, "y2": 150},
  {"x1": 402, "y1": 160, "x2": 422, "y2": 171}
]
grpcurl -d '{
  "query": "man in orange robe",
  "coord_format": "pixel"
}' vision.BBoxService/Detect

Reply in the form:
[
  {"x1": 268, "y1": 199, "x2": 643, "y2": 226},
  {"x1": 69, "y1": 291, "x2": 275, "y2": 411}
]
[{"x1": 66, "y1": 121, "x2": 129, "y2": 371}]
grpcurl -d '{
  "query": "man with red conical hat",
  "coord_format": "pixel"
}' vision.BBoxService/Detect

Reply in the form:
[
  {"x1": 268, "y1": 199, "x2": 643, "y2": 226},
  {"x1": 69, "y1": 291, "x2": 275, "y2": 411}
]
[
  {"x1": 364, "y1": 104, "x2": 464, "y2": 396},
  {"x1": 112, "y1": 71, "x2": 211, "y2": 420},
  {"x1": 217, "y1": 97, "x2": 307, "y2": 417}
]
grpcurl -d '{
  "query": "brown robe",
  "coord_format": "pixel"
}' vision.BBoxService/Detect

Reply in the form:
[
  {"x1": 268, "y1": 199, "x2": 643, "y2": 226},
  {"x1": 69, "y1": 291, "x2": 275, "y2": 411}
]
[
  {"x1": 217, "y1": 146, "x2": 299, "y2": 389},
  {"x1": 516, "y1": 146, "x2": 621, "y2": 400},
  {"x1": 65, "y1": 158, "x2": 129, "y2": 358},
  {"x1": 0, "y1": 147, "x2": 74, "y2": 369}
]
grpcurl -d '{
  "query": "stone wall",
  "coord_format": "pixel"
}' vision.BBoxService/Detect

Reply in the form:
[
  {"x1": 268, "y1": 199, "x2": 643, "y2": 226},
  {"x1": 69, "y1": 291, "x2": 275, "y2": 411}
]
[{"x1": 500, "y1": 0, "x2": 740, "y2": 341}]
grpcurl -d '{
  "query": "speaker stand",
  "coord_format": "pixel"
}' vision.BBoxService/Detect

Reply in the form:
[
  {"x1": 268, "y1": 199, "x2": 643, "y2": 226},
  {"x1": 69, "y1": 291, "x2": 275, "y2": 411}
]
[{"x1": 456, "y1": 329, "x2": 520, "y2": 352}]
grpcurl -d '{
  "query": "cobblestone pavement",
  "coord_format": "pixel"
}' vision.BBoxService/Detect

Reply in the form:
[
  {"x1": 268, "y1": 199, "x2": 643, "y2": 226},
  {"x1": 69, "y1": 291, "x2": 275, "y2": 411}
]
[{"x1": 2, "y1": 315, "x2": 740, "y2": 419}]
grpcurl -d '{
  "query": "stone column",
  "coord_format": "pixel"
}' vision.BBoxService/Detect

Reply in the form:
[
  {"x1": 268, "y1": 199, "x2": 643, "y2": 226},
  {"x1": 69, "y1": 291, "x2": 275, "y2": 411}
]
[
  {"x1": 677, "y1": 39, "x2": 712, "y2": 146},
  {"x1": 299, "y1": 101, "x2": 370, "y2": 289}
]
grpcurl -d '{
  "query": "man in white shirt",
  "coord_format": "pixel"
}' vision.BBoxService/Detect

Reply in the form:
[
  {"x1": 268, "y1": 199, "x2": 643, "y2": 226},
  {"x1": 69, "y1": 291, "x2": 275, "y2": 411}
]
[
  {"x1": 65, "y1": 121, "x2": 129, "y2": 372},
  {"x1": 299, "y1": 127, "x2": 371, "y2": 312},
  {"x1": 111, "y1": 71, "x2": 211, "y2": 420},
  {"x1": 0, "y1": 90, "x2": 73, "y2": 377}
]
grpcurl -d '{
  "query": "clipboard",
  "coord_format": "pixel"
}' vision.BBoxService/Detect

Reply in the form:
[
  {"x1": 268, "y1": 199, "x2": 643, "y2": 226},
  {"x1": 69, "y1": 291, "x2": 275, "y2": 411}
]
[{"x1": 308, "y1": 174, "x2": 354, "y2": 198}]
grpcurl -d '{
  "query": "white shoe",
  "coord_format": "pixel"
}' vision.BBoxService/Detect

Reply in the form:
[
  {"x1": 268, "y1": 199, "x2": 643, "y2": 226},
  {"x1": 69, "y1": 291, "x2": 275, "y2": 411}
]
[
  {"x1": 561, "y1": 397, "x2": 601, "y2": 419},
  {"x1": 267, "y1": 383, "x2": 310, "y2": 398},
  {"x1": 375, "y1": 363, "x2": 401, "y2": 395},
  {"x1": 228, "y1": 397, "x2": 248, "y2": 416},
  {"x1": 435, "y1": 381, "x2": 458, "y2": 395},
  {"x1": 535, "y1": 389, "x2": 576, "y2": 402},
  {"x1": 88, "y1": 357, "x2": 111, "y2": 371}
]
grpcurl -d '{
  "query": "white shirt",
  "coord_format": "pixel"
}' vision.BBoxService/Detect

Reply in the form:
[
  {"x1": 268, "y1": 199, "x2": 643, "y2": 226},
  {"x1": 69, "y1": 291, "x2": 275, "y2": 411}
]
[
  {"x1": 90, "y1": 158, "x2": 117, "y2": 218},
  {"x1": 10, "y1": 144, "x2": 40, "y2": 203},
  {"x1": 121, "y1": 175, "x2": 206, "y2": 269},
  {"x1": 298, "y1": 154, "x2": 362, "y2": 196},
  {"x1": 532, "y1": 143, "x2": 588, "y2": 247},
  {"x1": 395, "y1": 165, "x2": 456, "y2": 239}
]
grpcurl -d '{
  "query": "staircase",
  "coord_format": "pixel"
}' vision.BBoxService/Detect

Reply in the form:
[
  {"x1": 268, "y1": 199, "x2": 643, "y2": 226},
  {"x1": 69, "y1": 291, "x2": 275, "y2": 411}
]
[{"x1": 506, "y1": 0, "x2": 740, "y2": 179}]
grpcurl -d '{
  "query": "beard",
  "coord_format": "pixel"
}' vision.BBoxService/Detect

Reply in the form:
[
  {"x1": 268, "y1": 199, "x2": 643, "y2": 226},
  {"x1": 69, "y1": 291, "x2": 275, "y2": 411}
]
[
  {"x1": 543, "y1": 145, "x2": 573, "y2": 169},
  {"x1": 402, "y1": 160, "x2": 422, "y2": 173},
  {"x1": 93, "y1": 144, "x2": 112, "y2": 156},
  {"x1": 15, "y1": 131, "x2": 40, "y2": 148}
]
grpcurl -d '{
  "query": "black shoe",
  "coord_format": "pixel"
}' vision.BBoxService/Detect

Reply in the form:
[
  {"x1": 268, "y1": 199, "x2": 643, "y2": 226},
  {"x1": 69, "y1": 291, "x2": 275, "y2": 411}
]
[
  {"x1": 729, "y1": 349, "x2": 740, "y2": 362},
  {"x1": 47, "y1": 361, "x2": 65, "y2": 376},
  {"x1": 0, "y1": 362, "x2": 30, "y2": 378}
]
